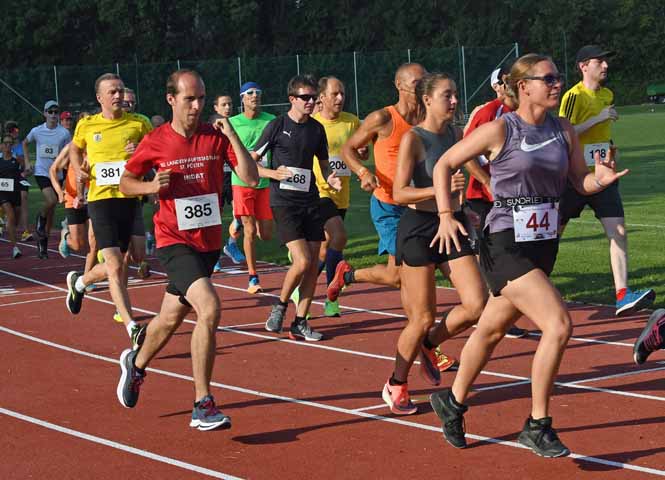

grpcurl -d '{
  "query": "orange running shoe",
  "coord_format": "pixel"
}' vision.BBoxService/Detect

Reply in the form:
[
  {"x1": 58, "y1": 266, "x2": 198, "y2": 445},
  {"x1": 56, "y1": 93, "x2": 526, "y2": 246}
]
[
  {"x1": 327, "y1": 259, "x2": 352, "y2": 302},
  {"x1": 382, "y1": 380, "x2": 417, "y2": 415},
  {"x1": 419, "y1": 344, "x2": 441, "y2": 386},
  {"x1": 434, "y1": 346, "x2": 457, "y2": 372}
]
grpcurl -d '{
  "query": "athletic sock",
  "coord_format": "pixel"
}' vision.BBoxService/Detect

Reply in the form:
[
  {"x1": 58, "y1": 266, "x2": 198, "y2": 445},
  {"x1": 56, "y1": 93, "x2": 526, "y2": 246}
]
[
  {"x1": 616, "y1": 288, "x2": 627, "y2": 301},
  {"x1": 343, "y1": 269, "x2": 355, "y2": 285},
  {"x1": 74, "y1": 276, "x2": 86, "y2": 293},
  {"x1": 423, "y1": 336, "x2": 436, "y2": 351},
  {"x1": 325, "y1": 249, "x2": 344, "y2": 286},
  {"x1": 389, "y1": 374, "x2": 407, "y2": 386},
  {"x1": 317, "y1": 260, "x2": 325, "y2": 276},
  {"x1": 278, "y1": 300, "x2": 288, "y2": 308},
  {"x1": 294, "y1": 315, "x2": 306, "y2": 325},
  {"x1": 249, "y1": 273, "x2": 258, "y2": 281},
  {"x1": 126, "y1": 320, "x2": 137, "y2": 335}
]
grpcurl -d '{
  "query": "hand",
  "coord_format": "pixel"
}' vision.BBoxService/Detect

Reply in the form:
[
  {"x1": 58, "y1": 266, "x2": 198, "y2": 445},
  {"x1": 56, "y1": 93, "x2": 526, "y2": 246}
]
[
  {"x1": 429, "y1": 212, "x2": 468, "y2": 255},
  {"x1": 77, "y1": 169, "x2": 90, "y2": 183},
  {"x1": 357, "y1": 146, "x2": 369, "y2": 160},
  {"x1": 24, "y1": 164, "x2": 33, "y2": 176},
  {"x1": 359, "y1": 172, "x2": 379, "y2": 192},
  {"x1": 152, "y1": 169, "x2": 172, "y2": 193},
  {"x1": 327, "y1": 171, "x2": 342, "y2": 192},
  {"x1": 594, "y1": 146, "x2": 628, "y2": 186},
  {"x1": 73, "y1": 195, "x2": 84, "y2": 209},
  {"x1": 57, "y1": 190, "x2": 65, "y2": 204},
  {"x1": 273, "y1": 165, "x2": 294, "y2": 180},
  {"x1": 451, "y1": 169, "x2": 465, "y2": 193},
  {"x1": 124, "y1": 140, "x2": 138, "y2": 155},
  {"x1": 598, "y1": 105, "x2": 619, "y2": 123},
  {"x1": 213, "y1": 117, "x2": 236, "y2": 137}
]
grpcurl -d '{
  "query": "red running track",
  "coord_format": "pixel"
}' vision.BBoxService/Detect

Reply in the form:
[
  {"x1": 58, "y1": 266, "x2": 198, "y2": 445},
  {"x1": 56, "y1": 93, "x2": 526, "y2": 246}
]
[{"x1": 0, "y1": 237, "x2": 664, "y2": 479}]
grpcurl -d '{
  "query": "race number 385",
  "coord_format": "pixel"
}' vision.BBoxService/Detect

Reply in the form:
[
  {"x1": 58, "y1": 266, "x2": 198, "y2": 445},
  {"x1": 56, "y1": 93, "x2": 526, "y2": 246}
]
[
  {"x1": 513, "y1": 203, "x2": 559, "y2": 242},
  {"x1": 96, "y1": 161, "x2": 125, "y2": 186},
  {"x1": 583, "y1": 142, "x2": 610, "y2": 167},
  {"x1": 175, "y1": 193, "x2": 221, "y2": 230},
  {"x1": 279, "y1": 167, "x2": 311, "y2": 192}
]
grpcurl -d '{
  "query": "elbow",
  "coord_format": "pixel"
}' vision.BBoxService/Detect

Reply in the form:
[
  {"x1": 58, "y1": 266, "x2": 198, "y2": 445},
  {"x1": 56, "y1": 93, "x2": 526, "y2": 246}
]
[{"x1": 392, "y1": 188, "x2": 406, "y2": 204}]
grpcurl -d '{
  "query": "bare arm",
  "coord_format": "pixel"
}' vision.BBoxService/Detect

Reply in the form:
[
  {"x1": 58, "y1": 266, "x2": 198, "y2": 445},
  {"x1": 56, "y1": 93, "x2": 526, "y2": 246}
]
[
  {"x1": 22, "y1": 140, "x2": 31, "y2": 174},
  {"x1": 252, "y1": 151, "x2": 293, "y2": 180},
  {"x1": 571, "y1": 105, "x2": 617, "y2": 136},
  {"x1": 463, "y1": 158, "x2": 491, "y2": 190},
  {"x1": 49, "y1": 144, "x2": 70, "y2": 203},
  {"x1": 392, "y1": 131, "x2": 434, "y2": 204}
]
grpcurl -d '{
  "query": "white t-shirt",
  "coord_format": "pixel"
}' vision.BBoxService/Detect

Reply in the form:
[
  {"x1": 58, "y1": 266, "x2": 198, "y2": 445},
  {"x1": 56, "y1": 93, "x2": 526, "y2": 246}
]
[{"x1": 25, "y1": 123, "x2": 71, "y2": 177}]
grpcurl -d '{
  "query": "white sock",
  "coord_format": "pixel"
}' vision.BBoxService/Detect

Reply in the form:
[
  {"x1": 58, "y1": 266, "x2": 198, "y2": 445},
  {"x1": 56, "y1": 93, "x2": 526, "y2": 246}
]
[
  {"x1": 126, "y1": 320, "x2": 137, "y2": 336},
  {"x1": 75, "y1": 276, "x2": 86, "y2": 293}
]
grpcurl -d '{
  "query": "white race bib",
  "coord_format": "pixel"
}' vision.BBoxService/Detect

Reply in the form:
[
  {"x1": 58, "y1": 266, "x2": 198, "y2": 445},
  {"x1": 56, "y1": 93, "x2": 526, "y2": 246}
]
[
  {"x1": 175, "y1": 193, "x2": 221, "y2": 231},
  {"x1": 39, "y1": 144, "x2": 58, "y2": 159},
  {"x1": 0, "y1": 178, "x2": 14, "y2": 192},
  {"x1": 328, "y1": 156, "x2": 350, "y2": 177},
  {"x1": 223, "y1": 163, "x2": 232, "y2": 173},
  {"x1": 279, "y1": 167, "x2": 311, "y2": 192},
  {"x1": 583, "y1": 142, "x2": 610, "y2": 167},
  {"x1": 95, "y1": 161, "x2": 125, "y2": 186},
  {"x1": 513, "y1": 203, "x2": 558, "y2": 242}
]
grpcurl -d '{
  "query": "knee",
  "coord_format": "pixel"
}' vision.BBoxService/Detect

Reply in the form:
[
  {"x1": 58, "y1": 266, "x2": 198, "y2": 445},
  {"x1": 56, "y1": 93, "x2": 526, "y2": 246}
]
[
  {"x1": 258, "y1": 229, "x2": 272, "y2": 241},
  {"x1": 244, "y1": 223, "x2": 257, "y2": 241},
  {"x1": 463, "y1": 297, "x2": 486, "y2": 323},
  {"x1": 69, "y1": 236, "x2": 86, "y2": 251},
  {"x1": 198, "y1": 301, "x2": 221, "y2": 328},
  {"x1": 542, "y1": 314, "x2": 572, "y2": 346},
  {"x1": 291, "y1": 254, "x2": 311, "y2": 275}
]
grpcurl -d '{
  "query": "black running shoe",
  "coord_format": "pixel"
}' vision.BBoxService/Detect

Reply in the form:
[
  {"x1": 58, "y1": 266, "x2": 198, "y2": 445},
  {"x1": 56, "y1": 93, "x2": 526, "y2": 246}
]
[
  {"x1": 117, "y1": 348, "x2": 146, "y2": 408},
  {"x1": 517, "y1": 416, "x2": 570, "y2": 457},
  {"x1": 429, "y1": 388, "x2": 468, "y2": 448},
  {"x1": 634, "y1": 308, "x2": 665, "y2": 365},
  {"x1": 65, "y1": 271, "x2": 85, "y2": 314}
]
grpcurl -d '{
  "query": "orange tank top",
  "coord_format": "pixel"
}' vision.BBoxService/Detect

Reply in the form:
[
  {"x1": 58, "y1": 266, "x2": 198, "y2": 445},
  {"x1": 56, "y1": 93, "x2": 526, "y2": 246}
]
[
  {"x1": 372, "y1": 105, "x2": 412, "y2": 204},
  {"x1": 64, "y1": 164, "x2": 77, "y2": 208}
]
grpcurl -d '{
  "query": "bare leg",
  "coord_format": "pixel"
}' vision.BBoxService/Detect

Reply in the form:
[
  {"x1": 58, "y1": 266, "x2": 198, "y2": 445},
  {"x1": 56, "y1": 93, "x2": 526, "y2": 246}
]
[
  {"x1": 353, "y1": 254, "x2": 401, "y2": 288},
  {"x1": 600, "y1": 217, "x2": 627, "y2": 291}
]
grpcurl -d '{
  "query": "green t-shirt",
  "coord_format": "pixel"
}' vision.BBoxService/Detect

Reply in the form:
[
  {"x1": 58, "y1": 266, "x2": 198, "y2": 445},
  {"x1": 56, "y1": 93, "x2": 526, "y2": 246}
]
[{"x1": 229, "y1": 111, "x2": 275, "y2": 188}]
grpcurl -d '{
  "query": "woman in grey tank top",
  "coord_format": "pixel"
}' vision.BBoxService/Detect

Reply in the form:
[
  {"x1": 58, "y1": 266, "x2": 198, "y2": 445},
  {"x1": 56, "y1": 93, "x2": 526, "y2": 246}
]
[
  {"x1": 376, "y1": 73, "x2": 487, "y2": 416},
  {"x1": 428, "y1": 55, "x2": 628, "y2": 457}
]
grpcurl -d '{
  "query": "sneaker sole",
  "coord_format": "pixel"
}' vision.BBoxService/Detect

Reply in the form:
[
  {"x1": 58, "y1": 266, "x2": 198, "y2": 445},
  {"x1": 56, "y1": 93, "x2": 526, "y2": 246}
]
[
  {"x1": 517, "y1": 434, "x2": 570, "y2": 458},
  {"x1": 505, "y1": 329, "x2": 528, "y2": 339},
  {"x1": 265, "y1": 321, "x2": 283, "y2": 333},
  {"x1": 382, "y1": 386, "x2": 417, "y2": 415},
  {"x1": 288, "y1": 331, "x2": 322, "y2": 342},
  {"x1": 429, "y1": 392, "x2": 466, "y2": 448},
  {"x1": 223, "y1": 246, "x2": 245, "y2": 265},
  {"x1": 117, "y1": 349, "x2": 135, "y2": 408},
  {"x1": 617, "y1": 290, "x2": 656, "y2": 317},
  {"x1": 65, "y1": 271, "x2": 81, "y2": 315},
  {"x1": 633, "y1": 308, "x2": 665, "y2": 364},
  {"x1": 247, "y1": 285, "x2": 262, "y2": 294},
  {"x1": 190, "y1": 417, "x2": 232, "y2": 431}
]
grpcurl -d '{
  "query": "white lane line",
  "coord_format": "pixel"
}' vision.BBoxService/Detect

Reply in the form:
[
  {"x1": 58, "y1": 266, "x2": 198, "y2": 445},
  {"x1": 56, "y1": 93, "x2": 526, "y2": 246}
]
[
  {"x1": 574, "y1": 219, "x2": 665, "y2": 230},
  {"x1": 475, "y1": 380, "x2": 532, "y2": 392},
  {"x1": 1, "y1": 325, "x2": 664, "y2": 477},
  {"x1": 1, "y1": 267, "x2": 664, "y2": 403},
  {"x1": 0, "y1": 295, "x2": 64, "y2": 308},
  {"x1": 566, "y1": 363, "x2": 665, "y2": 385},
  {"x1": 0, "y1": 289, "x2": 57, "y2": 297},
  {"x1": 353, "y1": 403, "x2": 388, "y2": 412},
  {"x1": 528, "y1": 331, "x2": 634, "y2": 348},
  {"x1": 0, "y1": 407, "x2": 242, "y2": 480}
]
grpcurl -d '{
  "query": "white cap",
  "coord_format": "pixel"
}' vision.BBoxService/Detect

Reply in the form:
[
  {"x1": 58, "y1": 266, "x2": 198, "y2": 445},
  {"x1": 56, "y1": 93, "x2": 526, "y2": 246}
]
[{"x1": 490, "y1": 68, "x2": 503, "y2": 86}]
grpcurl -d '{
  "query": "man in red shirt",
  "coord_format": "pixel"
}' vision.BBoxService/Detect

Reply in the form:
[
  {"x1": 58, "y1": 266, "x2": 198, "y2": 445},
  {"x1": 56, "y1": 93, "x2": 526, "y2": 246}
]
[{"x1": 115, "y1": 70, "x2": 258, "y2": 431}]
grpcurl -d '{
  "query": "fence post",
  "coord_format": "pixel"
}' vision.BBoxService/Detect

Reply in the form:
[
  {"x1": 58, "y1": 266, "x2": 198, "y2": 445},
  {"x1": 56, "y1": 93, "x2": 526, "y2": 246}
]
[
  {"x1": 116, "y1": 63, "x2": 120, "y2": 75},
  {"x1": 237, "y1": 57, "x2": 242, "y2": 91},
  {"x1": 177, "y1": 59, "x2": 181, "y2": 70},
  {"x1": 407, "y1": 49, "x2": 411, "y2": 63},
  {"x1": 461, "y1": 46, "x2": 468, "y2": 114},
  {"x1": 353, "y1": 51, "x2": 359, "y2": 117},
  {"x1": 53, "y1": 66, "x2": 59, "y2": 105},
  {"x1": 296, "y1": 54, "x2": 300, "y2": 75},
  {"x1": 134, "y1": 54, "x2": 140, "y2": 107},
  {"x1": 514, "y1": 42, "x2": 520, "y2": 58}
]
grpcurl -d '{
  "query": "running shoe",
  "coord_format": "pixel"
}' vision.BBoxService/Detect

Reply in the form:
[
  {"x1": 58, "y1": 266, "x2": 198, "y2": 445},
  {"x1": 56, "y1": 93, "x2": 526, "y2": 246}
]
[
  {"x1": 265, "y1": 303, "x2": 287, "y2": 333},
  {"x1": 419, "y1": 344, "x2": 441, "y2": 386},
  {"x1": 65, "y1": 271, "x2": 85, "y2": 314},
  {"x1": 190, "y1": 395, "x2": 231, "y2": 431},
  {"x1": 137, "y1": 260, "x2": 151, "y2": 279},
  {"x1": 213, "y1": 259, "x2": 224, "y2": 273},
  {"x1": 290, "y1": 287, "x2": 311, "y2": 320},
  {"x1": 58, "y1": 228, "x2": 70, "y2": 258},
  {"x1": 130, "y1": 323, "x2": 147, "y2": 349},
  {"x1": 117, "y1": 348, "x2": 146, "y2": 408},
  {"x1": 113, "y1": 311, "x2": 124, "y2": 323},
  {"x1": 429, "y1": 388, "x2": 468, "y2": 448},
  {"x1": 517, "y1": 416, "x2": 570, "y2": 457},
  {"x1": 37, "y1": 236, "x2": 48, "y2": 259},
  {"x1": 616, "y1": 288, "x2": 656, "y2": 317},
  {"x1": 35, "y1": 214, "x2": 46, "y2": 237},
  {"x1": 505, "y1": 326, "x2": 528, "y2": 338},
  {"x1": 11, "y1": 246, "x2": 21, "y2": 259},
  {"x1": 382, "y1": 381, "x2": 417, "y2": 415},
  {"x1": 61, "y1": 218, "x2": 68, "y2": 230},
  {"x1": 324, "y1": 299, "x2": 341, "y2": 317},
  {"x1": 434, "y1": 346, "x2": 457, "y2": 372},
  {"x1": 247, "y1": 276, "x2": 262, "y2": 294},
  {"x1": 21, "y1": 230, "x2": 33, "y2": 242},
  {"x1": 633, "y1": 308, "x2": 665, "y2": 365},
  {"x1": 327, "y1": 259, "x2": 352, "y2": 302},
  {"x1": 223, "y1": 239, "x2": 245, "y2": 264},
  {"x1": 288, "y1": 318, "x2": 323, "y2": 341}
]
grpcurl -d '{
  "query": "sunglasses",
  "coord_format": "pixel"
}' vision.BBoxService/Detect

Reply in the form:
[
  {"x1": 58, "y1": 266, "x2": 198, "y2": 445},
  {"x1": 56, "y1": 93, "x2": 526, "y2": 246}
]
[
  {"x1": 242, "y1": 89, "x2": 262, "y2": 96},
  {"x1": 523, "y1": 74, "x2": 564, "y2": 87},
  {"x1": 46, "y1": 109, "x2": 59, "y2": 114},
  {"x1": 293, "y1": 94, "x2": 317, "y2": 102}
]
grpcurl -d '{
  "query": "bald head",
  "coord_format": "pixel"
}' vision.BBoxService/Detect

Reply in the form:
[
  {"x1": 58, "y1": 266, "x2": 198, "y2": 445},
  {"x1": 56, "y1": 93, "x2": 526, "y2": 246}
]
[
  {"x1": 395, "y1": 63, "x2": 426, "y2": 84},
  {"x1": 394, "y1": 63, "x2": 425, "y2": 103}
]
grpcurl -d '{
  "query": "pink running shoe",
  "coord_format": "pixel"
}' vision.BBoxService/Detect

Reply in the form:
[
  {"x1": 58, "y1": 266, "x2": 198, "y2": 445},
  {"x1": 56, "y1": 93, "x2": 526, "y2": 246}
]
[{"x1": 382, "y1": 380, "x2": 417, "y2": 415}]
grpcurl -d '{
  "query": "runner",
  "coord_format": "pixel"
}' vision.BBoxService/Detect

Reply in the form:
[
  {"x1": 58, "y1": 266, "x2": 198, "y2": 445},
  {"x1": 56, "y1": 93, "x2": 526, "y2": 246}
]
[
  {"x1": 384, "y1": 73, "x2": 486, "y2": 415},
  {"x1": 60, "y1": 111, "x2": 74, "y2": 134},
  {"x1": 116, "y1": 69, "x2": 258, "y2": 431},
  {"x1": 219, "y1": 81, "x2": 275, "y2": 293},
  {"x1": 23, "y1": 100, "x2": 71, "y2": 258},
  {"x1": 312, "y1": 76, "x2": 362, "y2": 316},
  {"x1": 65, "y1": 73, "x2": 152, "y2": 346},
  {"x1": 259, "y1": 74, "x2": 341, "y2": 341},
  {"x1": 462, "y1": 66, "x2": 527, "y2": 340},
  {"x1": 0, "y1": 134, "x2": 23, "y2": 258},
  {"x1": 559, "y1": 45, "x2": 654, "y2": 316},
  {"x1": 427, "y1": 54, "x2": 627, "y2": 457},
  {"x1": 5, "y1": 120, "x2": 31, "y2": 242},
  {"x1": 633, "y1": 309, "x2": 665, "y2": 364}
]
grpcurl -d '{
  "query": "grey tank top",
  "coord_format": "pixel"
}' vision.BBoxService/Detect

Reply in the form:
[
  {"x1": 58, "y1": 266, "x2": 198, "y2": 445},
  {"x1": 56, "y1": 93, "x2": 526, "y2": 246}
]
[
  {"x1": 487, "y1": 112, "x2": 569, "y2": 233},
  {"x1": 410, "y1": 125, "x2": 457, "y2": 188}
]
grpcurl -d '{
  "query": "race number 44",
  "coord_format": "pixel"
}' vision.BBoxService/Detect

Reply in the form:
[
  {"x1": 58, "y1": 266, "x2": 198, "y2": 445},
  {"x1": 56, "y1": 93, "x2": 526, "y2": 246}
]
[{"x1": 513, "y1": 203, "x2": 558, "y2": 242}]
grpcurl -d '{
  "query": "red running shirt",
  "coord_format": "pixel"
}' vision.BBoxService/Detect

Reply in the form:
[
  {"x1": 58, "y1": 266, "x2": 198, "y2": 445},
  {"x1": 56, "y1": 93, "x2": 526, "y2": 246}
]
[
  {"x1": 125, "y1": 123, "x2": 237, "y2": 252},
  {"x1": 464, "y1": 99, "x2": 512, "y2": 202}
]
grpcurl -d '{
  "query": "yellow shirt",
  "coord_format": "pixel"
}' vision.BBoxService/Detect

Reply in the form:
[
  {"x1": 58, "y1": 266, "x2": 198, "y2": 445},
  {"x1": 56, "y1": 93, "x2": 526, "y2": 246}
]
[
  {"x1": 72, "y1": 112, "x2": 152, "y2": 202},
  {"x1": 560, "y1": 82, "x2": 613, "y2": 167},
  {"x1": 312, "y1": 111, "x2": 361, "y2": 209}
]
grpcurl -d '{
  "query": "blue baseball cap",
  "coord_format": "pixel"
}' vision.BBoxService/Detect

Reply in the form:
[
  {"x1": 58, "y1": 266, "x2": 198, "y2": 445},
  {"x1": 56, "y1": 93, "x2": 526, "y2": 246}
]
[{"x1": 240, "y1": 82, "x2": 262, "y2": 96}]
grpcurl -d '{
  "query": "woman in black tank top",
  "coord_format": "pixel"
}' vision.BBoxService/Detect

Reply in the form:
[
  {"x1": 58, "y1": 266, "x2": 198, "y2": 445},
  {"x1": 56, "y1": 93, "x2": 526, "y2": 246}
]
[
  {"x1": 376, "y1": 73, "x2": 487, "y2": 416},
  {"x1": 427, "y1": 55, "x2": 628, "y2": 457}
]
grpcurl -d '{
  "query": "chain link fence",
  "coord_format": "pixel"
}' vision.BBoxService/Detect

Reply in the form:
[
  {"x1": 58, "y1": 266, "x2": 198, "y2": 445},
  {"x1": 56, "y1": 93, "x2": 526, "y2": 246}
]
[{"x1": 0, "y1": 44, "x2": 518, "y2": 132}]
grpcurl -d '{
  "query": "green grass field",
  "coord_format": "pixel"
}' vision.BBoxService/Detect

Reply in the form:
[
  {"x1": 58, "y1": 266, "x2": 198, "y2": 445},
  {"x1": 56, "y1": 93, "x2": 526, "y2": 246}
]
[{"x1": 23, "y1": 104, "x2": 665, "y2": 307}]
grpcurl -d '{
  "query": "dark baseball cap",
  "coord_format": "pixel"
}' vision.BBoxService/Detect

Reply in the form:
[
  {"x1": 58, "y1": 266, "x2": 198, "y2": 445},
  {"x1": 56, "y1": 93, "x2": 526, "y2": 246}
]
[{"x1": 576, "y1": 45, "x2": 615, "y2": 64}]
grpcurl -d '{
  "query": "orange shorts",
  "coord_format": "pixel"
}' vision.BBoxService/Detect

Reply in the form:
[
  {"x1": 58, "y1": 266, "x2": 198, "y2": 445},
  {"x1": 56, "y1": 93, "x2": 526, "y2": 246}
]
[{"x1": 232, "y1": 186, "x2": 272, "y2": 220}]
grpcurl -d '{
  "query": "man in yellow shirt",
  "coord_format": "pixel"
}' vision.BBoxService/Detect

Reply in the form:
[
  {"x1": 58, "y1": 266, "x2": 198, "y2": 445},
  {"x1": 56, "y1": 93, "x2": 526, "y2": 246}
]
[
  {"x1": 559, "y1": 45, "x2": 654, "y2": 316},
  {"x1": 65, "y1": 73, "x2": 152, "y2": 346},
  {"x1": 311, "y1": 77, "x2": 362, "y2": 316}
]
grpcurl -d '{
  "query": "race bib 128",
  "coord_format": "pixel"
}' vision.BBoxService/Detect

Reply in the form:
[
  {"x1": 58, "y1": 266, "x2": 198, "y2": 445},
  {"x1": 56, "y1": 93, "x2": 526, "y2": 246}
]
[{"x1": 583, "y1": 142, "x2": 610, "y2": 167}]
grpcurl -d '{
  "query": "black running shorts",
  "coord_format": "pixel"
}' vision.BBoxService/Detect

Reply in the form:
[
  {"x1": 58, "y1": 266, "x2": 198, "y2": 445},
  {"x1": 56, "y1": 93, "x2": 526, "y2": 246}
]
[
  {"x1": 65, "y1": 206, "x2": 88, "y2": 225},
  {"x1": 480, "y1": 229, "x2": 559, "y2": 296},
  {"x1": 319, "y1": 197, "x2": 347, "y2": 223},
  {"x1": 35, "y1": 175, "x2": 54, "y2": 191},
  {"x1": 157, "y1": 243, "x2": 220, "y2": 299},
  {"x1": 221, "y1": 174, "x2": 233, "y2": 206},
  {"x1": 559, "y1": 180, "x2": 624, "y2": 222},
  {"x1": 272, "y1": 203, "x2": 326, "y2": 244},
  {"x1": 395, "y1": 208, "x2": 474, "y2": 267},
  {"x1": 132, "y1": 203, "x2": 146, "y2": 237},
  {"x1": 88, "y1": 198, "x2": 138, "y2": 252}
]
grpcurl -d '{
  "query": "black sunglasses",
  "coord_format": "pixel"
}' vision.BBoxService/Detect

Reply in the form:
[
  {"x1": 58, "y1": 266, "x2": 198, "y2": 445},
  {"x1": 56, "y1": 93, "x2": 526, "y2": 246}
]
[
  {"x1": 293, "y1": 94, "x2": 317, "y2": 102},
  {"x1": 523, "y1": 74, "x2": 564, "y2": 87},
  {"x1": 46, "y1": 109, "x2": 60, "y2": 114}
]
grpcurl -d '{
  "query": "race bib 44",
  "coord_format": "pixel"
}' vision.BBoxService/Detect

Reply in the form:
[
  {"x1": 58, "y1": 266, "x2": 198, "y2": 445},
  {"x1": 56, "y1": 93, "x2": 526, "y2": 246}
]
[{"x1": 513, "y1": 203, "x2": 558, "y2": 242}]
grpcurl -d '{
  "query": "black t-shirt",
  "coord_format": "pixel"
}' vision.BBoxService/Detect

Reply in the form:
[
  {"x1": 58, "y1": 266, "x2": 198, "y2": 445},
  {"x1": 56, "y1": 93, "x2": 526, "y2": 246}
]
[
  {"x1": 0, "y1": 156, "x2": 21, "y2": 192},
  {"x1": 254, "y1": 114, "x2": 328, "y2": 207}
]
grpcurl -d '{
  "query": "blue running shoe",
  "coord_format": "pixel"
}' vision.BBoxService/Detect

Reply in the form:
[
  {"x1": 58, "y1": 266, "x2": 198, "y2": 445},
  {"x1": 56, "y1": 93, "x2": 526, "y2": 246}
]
[
  {"x1": 247, "y1": 275, "x2": 262, "y2": 294},
  {"x1": 616, "y1": 288, "x2": 656, "y2": 317},
  {"x1": 213, "y1": 259, "x2": 224, "y2": 273},
  {"x1": 190, "y1": 395, "x2": 231, "y2": 431},
  {"x1": 58, "y1": 229, "x2": 70, "y2": 258},
  {"x1": 223, "y1": 239, "x2": 245, "y2": 264}
]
